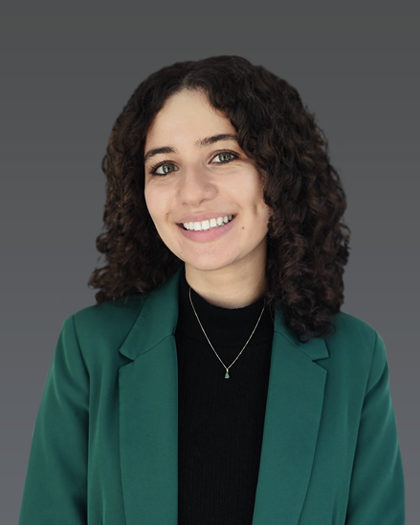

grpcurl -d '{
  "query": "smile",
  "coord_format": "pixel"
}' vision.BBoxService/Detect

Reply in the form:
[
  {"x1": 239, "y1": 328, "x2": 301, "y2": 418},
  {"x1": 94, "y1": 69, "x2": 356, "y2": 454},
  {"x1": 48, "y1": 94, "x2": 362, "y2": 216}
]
[{"x1": 182, "y1": 215, "x2": 235, "y2": 231}]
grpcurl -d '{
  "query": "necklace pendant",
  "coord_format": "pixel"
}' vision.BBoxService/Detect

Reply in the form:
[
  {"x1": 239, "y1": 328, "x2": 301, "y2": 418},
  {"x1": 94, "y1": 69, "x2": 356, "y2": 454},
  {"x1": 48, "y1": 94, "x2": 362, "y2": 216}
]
[{"x1": 225, "y1": 369, "x2": 230, "y2": 379}]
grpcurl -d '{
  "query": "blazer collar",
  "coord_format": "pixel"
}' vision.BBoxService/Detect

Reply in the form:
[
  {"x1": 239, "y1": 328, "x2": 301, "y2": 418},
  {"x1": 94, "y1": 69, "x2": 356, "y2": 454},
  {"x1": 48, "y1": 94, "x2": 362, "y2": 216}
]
[
  {"x1": 118, "y1": 268, "x2": 181, "y2": 361},
  {"x1": 119, "y1": 267, "x2": 329, "y2": 362},
  {"x1": 273, "y1": 308, "x2": 329, "y2": 361},
  {"x1": 118, "y1": 268, "x2": 329, "y2": 525}
]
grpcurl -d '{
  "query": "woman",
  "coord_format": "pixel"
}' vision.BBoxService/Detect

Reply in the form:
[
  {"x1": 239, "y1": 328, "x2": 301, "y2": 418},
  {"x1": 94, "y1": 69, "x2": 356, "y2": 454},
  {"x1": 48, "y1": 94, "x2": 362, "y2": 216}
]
[{"x1": 19, "y1": 56, "x2": 405, "y2": 524}]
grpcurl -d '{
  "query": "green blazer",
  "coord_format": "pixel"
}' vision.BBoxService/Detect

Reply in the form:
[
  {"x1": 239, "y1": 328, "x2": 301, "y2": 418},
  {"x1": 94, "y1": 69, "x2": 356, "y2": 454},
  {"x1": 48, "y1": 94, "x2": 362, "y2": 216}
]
[{"x1": 19, "y1": 269, "x2": 405, "y2": 524}]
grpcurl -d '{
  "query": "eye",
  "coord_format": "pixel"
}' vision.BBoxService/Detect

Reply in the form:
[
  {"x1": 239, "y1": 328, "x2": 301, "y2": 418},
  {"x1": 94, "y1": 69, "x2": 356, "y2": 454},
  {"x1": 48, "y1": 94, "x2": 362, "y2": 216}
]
[
  {"x1": 149, "y1": 161, "x2": 178, "y2": 176},
  {"x1": 148, "y1": 150, "x2": 239, "y2": 176},
  {"x1": 212, "y1": 151, "x2": 238, "y2": 164}
]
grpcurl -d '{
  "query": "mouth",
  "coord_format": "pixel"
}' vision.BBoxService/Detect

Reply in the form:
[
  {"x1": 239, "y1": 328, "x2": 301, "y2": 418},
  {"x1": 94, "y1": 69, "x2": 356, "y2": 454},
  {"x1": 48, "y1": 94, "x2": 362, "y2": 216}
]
[{"x1": 180, "y1": 215, "x2": 235, "y2": 232}]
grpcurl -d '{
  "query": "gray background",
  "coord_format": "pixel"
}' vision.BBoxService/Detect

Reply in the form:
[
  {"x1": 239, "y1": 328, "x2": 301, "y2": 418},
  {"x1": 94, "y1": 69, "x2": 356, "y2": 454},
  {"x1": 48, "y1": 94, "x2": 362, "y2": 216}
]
[{"x1": 1, "y1": 0, "x2": 418, "y2": 523}]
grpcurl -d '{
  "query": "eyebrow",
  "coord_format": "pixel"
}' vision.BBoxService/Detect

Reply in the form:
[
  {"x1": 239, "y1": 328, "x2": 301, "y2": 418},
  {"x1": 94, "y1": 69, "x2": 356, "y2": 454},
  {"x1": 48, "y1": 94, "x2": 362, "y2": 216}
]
[{"x1": 144, "y1": 133, "x2": 239, "y2": 163}]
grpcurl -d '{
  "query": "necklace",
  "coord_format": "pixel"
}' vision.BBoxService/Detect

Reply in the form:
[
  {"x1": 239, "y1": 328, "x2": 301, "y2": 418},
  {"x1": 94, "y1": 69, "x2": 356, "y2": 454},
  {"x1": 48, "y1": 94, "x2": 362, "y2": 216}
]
[{"x1": 188, "y1": 287, "x2": 265, "y2": 379}]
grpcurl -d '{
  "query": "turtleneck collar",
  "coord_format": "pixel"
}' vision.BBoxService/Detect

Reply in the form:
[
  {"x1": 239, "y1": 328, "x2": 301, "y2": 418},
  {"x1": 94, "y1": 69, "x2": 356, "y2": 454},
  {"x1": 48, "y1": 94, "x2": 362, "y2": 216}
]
[{"x1": 176, "y1": 270, "x2": 274, "y2": 348}]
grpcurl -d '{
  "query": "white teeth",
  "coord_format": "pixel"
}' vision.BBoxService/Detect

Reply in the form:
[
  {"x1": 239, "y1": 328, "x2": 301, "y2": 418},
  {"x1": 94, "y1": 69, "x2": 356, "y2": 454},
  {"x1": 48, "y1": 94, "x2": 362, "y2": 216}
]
[{"x1": 183, "y1": 215, "x2": 234, "y2": 231}]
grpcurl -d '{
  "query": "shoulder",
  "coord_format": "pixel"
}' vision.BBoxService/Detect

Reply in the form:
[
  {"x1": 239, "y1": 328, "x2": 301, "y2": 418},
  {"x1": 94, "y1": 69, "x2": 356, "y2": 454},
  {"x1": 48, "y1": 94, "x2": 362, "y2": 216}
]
[
  {"x1": 72, "y1": 294, "x2": 148, "y2": 338},
  {"x1": 58, "y1": 270, "x2": 182, "y2": 371},
  {"x1": 60, "y1": 293, "x2": 151, "y2": 367},
  {"x1": 330, "y1": 311, "x2": 378, "y2": 347},
  {"x1": 325, "y1": 311, "x2": 388, "y2": 388}
]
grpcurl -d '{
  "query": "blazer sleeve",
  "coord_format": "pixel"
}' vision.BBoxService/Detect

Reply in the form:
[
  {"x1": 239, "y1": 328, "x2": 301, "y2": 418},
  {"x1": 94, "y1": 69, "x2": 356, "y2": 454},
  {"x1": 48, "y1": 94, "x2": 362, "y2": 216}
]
[
  {"x1": 19, "y1": 315, "x2": 89, "y2": 525},
  {"x1": 345, "y1": 331, "x2": 405, "y2": 524}
]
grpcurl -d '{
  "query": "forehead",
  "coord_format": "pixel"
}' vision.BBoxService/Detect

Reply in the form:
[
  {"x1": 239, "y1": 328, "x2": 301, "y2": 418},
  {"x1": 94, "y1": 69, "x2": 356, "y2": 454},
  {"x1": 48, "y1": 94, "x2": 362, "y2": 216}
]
[{"x1": 144, "y1": 90, "x2": 235, "y2": 150}]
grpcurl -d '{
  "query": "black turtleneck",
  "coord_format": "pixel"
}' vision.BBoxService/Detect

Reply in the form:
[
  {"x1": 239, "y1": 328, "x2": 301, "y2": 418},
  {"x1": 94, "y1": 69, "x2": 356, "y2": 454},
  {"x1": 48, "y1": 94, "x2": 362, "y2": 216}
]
[{"x1": 175, "y1": 271, "x2": 274, "y2": 525}]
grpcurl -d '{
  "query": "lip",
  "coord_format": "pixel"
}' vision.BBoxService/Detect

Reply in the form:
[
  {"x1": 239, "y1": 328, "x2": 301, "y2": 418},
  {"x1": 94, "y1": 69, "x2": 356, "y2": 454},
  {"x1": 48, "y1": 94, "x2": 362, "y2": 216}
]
[{"x1": 177, "y1": 215, "x2": 236, "y2": 242}]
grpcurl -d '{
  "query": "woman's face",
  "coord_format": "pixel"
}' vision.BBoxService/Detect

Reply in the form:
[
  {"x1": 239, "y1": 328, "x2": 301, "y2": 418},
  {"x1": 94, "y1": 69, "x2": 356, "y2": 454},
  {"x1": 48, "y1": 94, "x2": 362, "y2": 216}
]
[{"x1": 144, "y1": 89, "x2": 270, "y2": 279}]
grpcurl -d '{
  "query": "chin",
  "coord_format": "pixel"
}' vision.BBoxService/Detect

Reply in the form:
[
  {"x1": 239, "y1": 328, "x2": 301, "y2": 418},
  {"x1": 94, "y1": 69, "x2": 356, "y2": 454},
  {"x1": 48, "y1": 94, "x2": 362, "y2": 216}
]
[{"x1": 183, "y1": 256, "x2": 237, "y2": 273}]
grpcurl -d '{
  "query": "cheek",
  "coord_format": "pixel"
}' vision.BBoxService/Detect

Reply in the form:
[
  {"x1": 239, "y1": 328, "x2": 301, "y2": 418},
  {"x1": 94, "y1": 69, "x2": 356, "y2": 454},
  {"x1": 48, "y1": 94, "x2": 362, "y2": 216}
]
[
  {"x1": 252, "y1": 190, "x2": 270, "y2": 221},
  {"x1": 144, "y1": 186, "x2": 162, "y2": 224},
  {"x1": 255, "y1": 202, "x2": 271, "y2": 237},
  {"x1": 144, "y1": 187, "x2": 175, "y2": 248},
  {"x1": 143, "y1": 185, "x2": 152, "y2": 212}
]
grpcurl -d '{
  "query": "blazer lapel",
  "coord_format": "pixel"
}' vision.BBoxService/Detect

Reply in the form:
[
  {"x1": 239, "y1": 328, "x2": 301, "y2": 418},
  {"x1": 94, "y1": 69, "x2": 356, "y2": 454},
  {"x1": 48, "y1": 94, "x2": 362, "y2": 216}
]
[
  {"x1": 252, "y1": 311, "x2": 329, "y2": 525},
  {"x1": 118, "y1": 270, "x2": 182, "y2": 525}
]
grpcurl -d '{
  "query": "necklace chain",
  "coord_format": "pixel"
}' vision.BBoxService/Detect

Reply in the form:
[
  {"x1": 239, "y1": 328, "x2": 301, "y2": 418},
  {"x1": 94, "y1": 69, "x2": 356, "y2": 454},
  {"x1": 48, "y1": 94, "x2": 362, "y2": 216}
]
[{"x1": 188, "y1": 287, "x2": 265, "y2": 379}]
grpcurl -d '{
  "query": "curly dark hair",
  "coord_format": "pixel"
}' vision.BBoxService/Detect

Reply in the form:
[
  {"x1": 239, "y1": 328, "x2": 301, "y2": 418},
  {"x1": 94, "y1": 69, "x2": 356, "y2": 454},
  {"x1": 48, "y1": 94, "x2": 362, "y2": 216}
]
[{"x1": 88, "y1": 55, "x2": 350, "y2": 342}]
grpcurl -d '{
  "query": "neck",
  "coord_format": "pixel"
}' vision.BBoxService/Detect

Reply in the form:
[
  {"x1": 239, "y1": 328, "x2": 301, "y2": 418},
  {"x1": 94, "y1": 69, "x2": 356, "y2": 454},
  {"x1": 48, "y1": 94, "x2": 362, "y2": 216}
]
[{"x1": 185, "y1": 263, "x2": 267, "y2": 309}]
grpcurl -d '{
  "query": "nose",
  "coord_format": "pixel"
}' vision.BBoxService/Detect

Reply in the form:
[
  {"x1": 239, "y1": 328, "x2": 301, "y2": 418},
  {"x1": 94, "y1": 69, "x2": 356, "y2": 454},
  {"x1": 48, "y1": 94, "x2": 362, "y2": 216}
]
[{"x1": 178, "y1": 165, "x2": 217, "y2": 207}]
